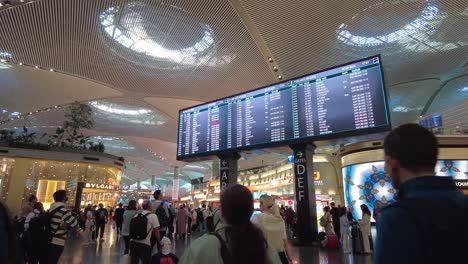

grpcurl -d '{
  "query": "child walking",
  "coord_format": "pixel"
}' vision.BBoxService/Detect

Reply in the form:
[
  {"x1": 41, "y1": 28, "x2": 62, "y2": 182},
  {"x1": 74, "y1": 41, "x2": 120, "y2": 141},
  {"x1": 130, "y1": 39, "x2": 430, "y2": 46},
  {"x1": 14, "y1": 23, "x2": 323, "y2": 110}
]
[{"x1": 84, "y1": 209, "x2": 96, "y2": 244}]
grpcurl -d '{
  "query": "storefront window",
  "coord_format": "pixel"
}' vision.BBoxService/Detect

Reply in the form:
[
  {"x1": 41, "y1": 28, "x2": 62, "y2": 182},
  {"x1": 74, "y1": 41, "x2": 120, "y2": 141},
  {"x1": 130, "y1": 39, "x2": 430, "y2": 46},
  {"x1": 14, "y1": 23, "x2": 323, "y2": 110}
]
[
  {"x1": 22, "y1": 160, "x2": 121, "y2": 209},
  {"x1": 0, "y1": 158, "x2": 14, "y2": 202}
]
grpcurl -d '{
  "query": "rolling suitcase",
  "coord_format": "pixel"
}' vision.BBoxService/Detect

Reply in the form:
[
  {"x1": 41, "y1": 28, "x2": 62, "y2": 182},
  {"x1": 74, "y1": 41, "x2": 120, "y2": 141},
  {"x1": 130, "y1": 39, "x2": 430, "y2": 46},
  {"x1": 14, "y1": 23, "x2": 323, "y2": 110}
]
[
  {"x1": 327, "y1": 234, "x2": 339, "y2": 249},
  {"x1": 351, "y1": 224, "x2": 364, "y2": 253}
]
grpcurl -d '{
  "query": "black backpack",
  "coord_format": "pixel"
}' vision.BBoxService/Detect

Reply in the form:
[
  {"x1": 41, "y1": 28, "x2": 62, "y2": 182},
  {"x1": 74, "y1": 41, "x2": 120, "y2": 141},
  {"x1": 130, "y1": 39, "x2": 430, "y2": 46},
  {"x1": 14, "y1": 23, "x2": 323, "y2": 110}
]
[
  {"x1": 197, "y1": 210, "x2": 204, "y2": 222},
  {"x1": 155, "y1": 205, "x2": 169, "y2": 228},
  {"x1": 129, "y1": 212, "x2": 151, "y2": 240}
]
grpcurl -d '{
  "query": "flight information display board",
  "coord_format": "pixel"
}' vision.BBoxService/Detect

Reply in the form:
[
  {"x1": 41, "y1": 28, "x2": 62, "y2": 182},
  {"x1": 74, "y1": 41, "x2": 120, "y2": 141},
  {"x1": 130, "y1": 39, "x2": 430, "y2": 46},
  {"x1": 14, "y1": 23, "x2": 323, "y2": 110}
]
[{"x1": 177, "y1": 55, "x2": 390, "y2": 160}]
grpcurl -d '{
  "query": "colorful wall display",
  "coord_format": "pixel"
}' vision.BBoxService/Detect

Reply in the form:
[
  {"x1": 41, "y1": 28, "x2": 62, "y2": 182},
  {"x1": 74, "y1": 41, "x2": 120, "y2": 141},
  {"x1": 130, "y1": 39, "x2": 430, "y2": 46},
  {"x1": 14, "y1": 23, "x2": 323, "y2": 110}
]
[
  {"x1": 342, "y1": 161, "x2": 396, "y2": 222},
  {"x1": 343, "y1": 159, "x2": 468, "y2": 221}
]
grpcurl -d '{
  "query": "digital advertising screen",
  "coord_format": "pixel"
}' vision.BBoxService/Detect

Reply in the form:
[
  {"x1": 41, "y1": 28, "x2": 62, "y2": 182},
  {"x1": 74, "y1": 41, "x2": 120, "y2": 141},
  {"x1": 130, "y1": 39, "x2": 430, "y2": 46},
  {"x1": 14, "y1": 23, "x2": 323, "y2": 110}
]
[
  {"x1": 343, "y1": 159, "x2": 468, "y2": 221},
  {"x1": 435, "y1": 160, "x2": 468, "y2": 179},
  {"x1": 177, "y1": 55, "x2": 391, "y2": 160},
  {"x1": 342, "y1": 161, "x2": 397, "y2": 222}
]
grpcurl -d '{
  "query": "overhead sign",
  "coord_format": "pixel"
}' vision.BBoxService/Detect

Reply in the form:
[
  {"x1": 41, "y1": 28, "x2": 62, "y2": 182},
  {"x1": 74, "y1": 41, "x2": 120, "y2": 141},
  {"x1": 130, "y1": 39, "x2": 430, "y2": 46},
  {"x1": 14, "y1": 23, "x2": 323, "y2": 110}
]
[
  {"x1": 177, "y1": 55, "x2": 390, "y2": 160},
  {"x1": 455, "y1": 180, "x2": 468, "y2": 190},
  {"x1": 84, "y1": 182, "x2": 119, "y2": 190},
  {"x1": 220, "y1": 158, "x2": 230, "y2": 192}
]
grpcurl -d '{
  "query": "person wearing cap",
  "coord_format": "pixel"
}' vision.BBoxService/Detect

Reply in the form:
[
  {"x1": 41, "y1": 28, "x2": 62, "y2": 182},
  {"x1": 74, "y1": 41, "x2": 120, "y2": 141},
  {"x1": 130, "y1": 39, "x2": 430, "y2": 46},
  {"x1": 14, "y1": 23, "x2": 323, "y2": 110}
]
[
  {"x1": 252, "y1": 194, "x2": 293, "y2": 264},
  {"x1": 151, "y1": 237, "x2": 179, "y2": 264}
]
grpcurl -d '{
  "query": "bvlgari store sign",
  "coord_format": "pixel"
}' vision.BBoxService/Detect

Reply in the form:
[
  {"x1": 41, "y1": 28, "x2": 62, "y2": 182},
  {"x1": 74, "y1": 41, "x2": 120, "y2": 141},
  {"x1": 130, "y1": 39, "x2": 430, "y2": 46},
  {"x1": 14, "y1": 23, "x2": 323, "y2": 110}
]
[{"x1": 79, "y1": 182, "x2": 119, "y2": 191}]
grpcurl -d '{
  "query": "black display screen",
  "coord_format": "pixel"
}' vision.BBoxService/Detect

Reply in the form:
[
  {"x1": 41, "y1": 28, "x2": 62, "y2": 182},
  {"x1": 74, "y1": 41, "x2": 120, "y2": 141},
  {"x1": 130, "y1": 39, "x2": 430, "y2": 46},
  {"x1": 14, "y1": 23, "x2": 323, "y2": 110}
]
[{"x1": 177, "y1": 55, "x2": 390, "y2": 160}]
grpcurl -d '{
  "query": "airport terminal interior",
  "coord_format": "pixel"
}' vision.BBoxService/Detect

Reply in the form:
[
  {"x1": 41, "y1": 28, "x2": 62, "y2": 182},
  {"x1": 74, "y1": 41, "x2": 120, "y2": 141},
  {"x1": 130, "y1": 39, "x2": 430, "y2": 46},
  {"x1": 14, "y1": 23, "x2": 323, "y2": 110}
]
[{"x1": 0, "y1": 0, "x2": 467, "y2": 263}]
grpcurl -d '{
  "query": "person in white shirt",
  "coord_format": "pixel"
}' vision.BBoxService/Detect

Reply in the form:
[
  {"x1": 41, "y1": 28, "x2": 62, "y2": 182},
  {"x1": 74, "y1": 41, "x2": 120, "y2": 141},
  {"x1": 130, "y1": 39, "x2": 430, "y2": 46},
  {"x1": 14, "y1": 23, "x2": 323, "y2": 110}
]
[
  {"x1": 358, "y1": 204, "x2": 372, "y2": 254},
  {"x1": 252, "y1": 195, "x2": 293, "y2": 264},
  {"x1": 339, "y1": 207, "x2": 351, "y2": 254},
  {"x1": 24, "y1": 202, "x2": 44, "y2": 231},
  {"x1": 130, "y1": 200, "x2": 160, "y2": 264}
]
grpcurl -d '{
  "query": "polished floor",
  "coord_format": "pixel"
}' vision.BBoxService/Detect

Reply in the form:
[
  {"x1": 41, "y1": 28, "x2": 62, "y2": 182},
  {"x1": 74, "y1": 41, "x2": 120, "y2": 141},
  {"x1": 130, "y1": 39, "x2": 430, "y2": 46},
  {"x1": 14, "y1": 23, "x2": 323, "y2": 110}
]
[{"x1": 58, "y1": 223, "x2": 375, "y2": 264}]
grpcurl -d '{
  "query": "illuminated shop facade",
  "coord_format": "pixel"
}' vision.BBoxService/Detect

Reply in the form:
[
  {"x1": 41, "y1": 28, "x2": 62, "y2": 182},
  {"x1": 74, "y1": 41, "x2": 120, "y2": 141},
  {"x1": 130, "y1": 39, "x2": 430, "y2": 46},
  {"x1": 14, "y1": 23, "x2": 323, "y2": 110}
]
[{"x1": 0, "y1": 147, "x2": 123, "y2": 214}]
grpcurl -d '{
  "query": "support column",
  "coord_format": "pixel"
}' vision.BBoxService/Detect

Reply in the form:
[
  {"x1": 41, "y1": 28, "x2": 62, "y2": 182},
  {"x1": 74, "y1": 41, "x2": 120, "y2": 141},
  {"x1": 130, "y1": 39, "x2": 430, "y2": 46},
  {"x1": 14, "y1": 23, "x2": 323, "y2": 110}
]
[
  {"x1": 151, "y1": 175, "x2": 156, "y2": 191},
  {"x1": 218, "y1": 153, "x2": 241, "y2": 192},
  {"x1": 290, "y1": 144, "x2": 318, "y2": 244},
  {"x1": 137, "y1": 181, "x2": 141, "y2": 191},
  {"x1": 172, "y1": 167, "x2": 180, "y2": 201},
  {"x1": 75, "y1": 182, "x2": 85, "y2": 210}
]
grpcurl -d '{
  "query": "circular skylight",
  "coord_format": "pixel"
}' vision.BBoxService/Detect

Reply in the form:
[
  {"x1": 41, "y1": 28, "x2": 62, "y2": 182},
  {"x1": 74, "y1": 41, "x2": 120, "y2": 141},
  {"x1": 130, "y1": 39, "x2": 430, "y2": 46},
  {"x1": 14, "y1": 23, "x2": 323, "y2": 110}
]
[
  {"x1": 335, "y1": 0, "x2": 467, "y2": 52},
  {"x1": 99, "y1": 2, "x2": 233, "y2": 69},
  {"x1": 89, "y1": 100, "x2": 167, "y2": 126}
]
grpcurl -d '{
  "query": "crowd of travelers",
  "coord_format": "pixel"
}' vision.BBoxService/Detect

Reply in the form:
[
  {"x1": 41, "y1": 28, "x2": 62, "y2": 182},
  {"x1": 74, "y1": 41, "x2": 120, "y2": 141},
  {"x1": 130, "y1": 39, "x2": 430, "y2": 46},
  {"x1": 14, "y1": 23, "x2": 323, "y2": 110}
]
[{"x1": 0, "y1": 124, "x2": 467, "y2": 264}]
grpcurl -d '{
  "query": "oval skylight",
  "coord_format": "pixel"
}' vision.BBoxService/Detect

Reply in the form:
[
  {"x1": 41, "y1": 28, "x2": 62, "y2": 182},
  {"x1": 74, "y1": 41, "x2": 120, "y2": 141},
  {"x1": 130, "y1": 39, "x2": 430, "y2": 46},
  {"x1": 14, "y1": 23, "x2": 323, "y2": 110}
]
[{"x1": 99, "y1": 2, "x2": 224, "y2": 67}]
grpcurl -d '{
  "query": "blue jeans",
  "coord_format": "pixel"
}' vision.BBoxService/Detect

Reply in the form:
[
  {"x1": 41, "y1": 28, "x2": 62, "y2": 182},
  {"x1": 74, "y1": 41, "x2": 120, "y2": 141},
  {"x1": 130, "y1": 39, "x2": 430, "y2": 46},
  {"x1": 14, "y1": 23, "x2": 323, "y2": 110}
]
[
  {"x1": 198, "y1": 221, "x2": 206, "y2": 232},
  {"x1": 47, "y1": 244, "x2": 64, "y2": 264}
]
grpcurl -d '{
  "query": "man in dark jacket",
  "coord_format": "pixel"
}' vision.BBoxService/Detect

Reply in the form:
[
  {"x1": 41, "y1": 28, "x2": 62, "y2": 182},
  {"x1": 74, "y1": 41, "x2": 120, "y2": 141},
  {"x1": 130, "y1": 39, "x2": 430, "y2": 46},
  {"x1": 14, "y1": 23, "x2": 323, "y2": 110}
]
[
  {"x1": 329, "y1": 202, "x2": 340, "y2": 236},
  {"x1": 375, "y1": 124, "x2": 468, "y2": 264}
]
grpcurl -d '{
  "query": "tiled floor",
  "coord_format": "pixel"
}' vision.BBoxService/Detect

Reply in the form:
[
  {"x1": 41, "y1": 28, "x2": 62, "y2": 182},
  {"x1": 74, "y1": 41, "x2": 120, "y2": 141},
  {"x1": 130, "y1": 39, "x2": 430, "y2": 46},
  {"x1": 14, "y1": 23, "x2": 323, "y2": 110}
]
[{"x1": 58, "y1": 224, "x2": 375, "y2": 264}]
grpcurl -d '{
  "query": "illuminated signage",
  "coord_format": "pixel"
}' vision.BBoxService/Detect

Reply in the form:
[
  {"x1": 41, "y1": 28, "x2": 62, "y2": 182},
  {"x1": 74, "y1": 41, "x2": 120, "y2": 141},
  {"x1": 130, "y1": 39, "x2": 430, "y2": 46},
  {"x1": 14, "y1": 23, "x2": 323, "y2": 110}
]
[
  {"x1": 314, "y1": 171, "x2": 323, "y2": 186},
  {"x1": 84, "y1": 182, "x2": 118, "y2": 190}
]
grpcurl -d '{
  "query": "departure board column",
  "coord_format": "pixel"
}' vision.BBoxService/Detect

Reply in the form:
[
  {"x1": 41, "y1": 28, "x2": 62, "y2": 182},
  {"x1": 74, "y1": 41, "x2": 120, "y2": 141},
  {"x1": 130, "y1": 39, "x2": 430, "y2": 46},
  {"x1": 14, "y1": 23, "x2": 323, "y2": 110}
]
[
  {"x1": 180, "y1": 113, "x2": 192, "y2": 156},
  {"x1": 209, "y1": 107, "x2": 220, "y2": 151},
  {"x1": 291, "y1": 84, "x2": 300, "y2": 138},
  {"x1": 349, "y1": 70, "x2": 375, "y2": 129},
  {"x1": 191, "y1": 112, "x2": 201, "y2": 154},
  {"x1": 245, "y1": 98, "x2": 255, "y2": 146},
  {"x1": 315, "y1": 79, "x2": 331, "y2": 134}
]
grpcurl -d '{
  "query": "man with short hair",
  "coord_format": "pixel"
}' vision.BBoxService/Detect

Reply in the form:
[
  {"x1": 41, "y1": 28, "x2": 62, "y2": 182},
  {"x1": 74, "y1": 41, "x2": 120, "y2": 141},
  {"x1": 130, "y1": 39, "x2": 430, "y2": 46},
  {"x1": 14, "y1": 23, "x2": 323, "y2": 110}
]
[
  {"x1": 375, "y1": 124, "x2": 468, "y2": 264},
  {"x1": 48, "y1": 190, "x2": 80, "y2": 264},
  {"x1": 151, "y1": 190, "x2": 169, "y2": 238},
  {"x1": 95, "y1": 203, "x2": 108, "y2": 241},
  {"x1": 115, "y1": 203, "x2": 125, "y2": 236},
  {"x1": 130, "y1": 200, "x2": 160, "y2": 264}
]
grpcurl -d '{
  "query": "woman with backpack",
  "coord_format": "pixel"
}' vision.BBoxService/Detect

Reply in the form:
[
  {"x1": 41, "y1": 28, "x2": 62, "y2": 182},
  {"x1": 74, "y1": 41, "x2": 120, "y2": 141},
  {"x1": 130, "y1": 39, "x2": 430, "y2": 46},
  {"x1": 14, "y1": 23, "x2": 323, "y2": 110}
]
[
  {"x1": 179, "y1": 184, "x2": 282, "y2": 264},
  {"x1": 22, "y1": 202, "x2": 47, "y2": 264},
  {"x1": 122, "y1": 200, "x2": 138, "y2": 255}
]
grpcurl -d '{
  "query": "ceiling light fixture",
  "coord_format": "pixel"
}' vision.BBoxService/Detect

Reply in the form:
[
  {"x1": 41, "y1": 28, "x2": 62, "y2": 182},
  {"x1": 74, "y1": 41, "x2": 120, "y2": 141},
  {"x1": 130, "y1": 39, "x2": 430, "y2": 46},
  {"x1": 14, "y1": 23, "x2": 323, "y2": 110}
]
[
  {"x1": 19, "y1": 62, "x2": 23, "y2": 65},
  {"x1": 268, "y1": 57, "x2": 273, "y2": 62},
  {"x1": 0, "y1": 59, "x2": 6, "y2": 63},
  {"x1": 34, "y1": 65, "x2": 39, "y2": 69},
  {"x1": 49, "y1": 68, "x2": 54, "y2": 72},
  {"x1": 277, "y1": 75, "x2": 282, "y2": 80}
]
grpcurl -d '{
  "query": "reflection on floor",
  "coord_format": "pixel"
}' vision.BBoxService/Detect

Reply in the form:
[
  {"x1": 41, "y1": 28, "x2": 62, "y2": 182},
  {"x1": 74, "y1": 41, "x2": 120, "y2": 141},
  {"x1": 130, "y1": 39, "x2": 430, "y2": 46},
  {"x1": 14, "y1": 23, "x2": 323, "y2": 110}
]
[{"x1": 59, "y1": 224, "x2": 375, "y2": 264}]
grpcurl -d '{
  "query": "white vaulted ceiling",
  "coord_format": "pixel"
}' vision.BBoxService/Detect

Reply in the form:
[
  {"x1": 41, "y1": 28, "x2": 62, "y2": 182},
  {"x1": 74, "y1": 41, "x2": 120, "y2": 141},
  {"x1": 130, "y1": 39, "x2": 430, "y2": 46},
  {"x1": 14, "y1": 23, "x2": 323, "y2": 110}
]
[{"x1": 0, "y1": 0, "x2": 467, "y2": 183}]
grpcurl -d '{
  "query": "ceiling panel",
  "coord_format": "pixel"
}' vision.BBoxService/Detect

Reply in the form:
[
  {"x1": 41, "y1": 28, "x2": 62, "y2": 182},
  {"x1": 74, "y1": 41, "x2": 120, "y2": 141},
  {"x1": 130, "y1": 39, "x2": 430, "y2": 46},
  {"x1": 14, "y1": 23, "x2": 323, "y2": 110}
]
[
  {"x1": 0, "y1": 0, "x2": 276, "y2": 101},
  {"x1": 0, "y1": 62, "x2": 122, "y2": 114},
  {"x1": 239, "y1": 0, "x2": 468, "y2": 85}
]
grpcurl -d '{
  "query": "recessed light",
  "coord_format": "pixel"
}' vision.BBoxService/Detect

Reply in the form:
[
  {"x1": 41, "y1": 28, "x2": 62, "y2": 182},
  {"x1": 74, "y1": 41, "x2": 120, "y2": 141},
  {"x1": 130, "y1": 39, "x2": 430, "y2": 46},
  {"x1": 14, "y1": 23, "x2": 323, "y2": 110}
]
[
  {"x1": 35, "y1": 65, "x2": 39, "y2": 69},
  {"x1": 19, "y1": 62, "x2": 23, "y2": 65},
  {"x1": 50, "y1": 68, "x2": 54, "y2": 72},
  {"x1": 0, "y1": 59, "x2": 6, "y2": 63},
  {"x1": 277, "y1": 75, "x2": 282, "y2": 80},
  {"x1": 268, "y1": 57, "x2": 273, "y2": 62}
]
